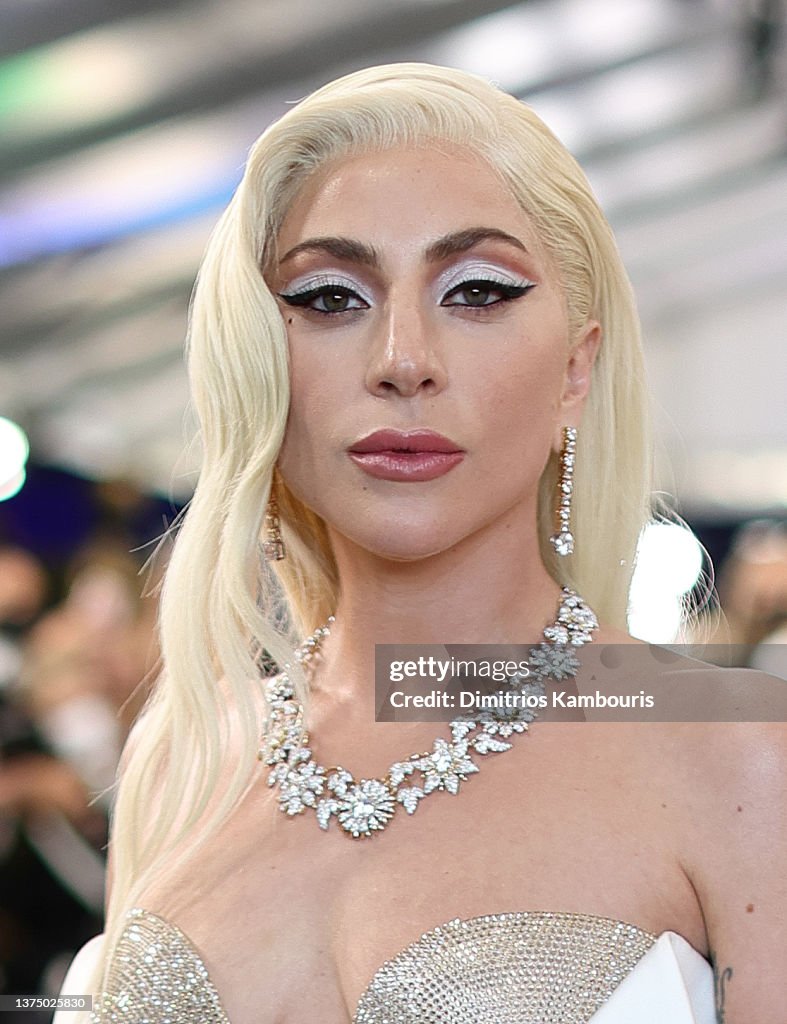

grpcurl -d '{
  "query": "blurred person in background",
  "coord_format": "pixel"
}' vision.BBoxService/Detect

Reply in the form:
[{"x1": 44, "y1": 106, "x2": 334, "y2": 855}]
[
  {"x1": 0, "y1": 546, "x2": 101, "y2": 1020},
  {"x1": 0, "y1": 547, "x2": 48, "y2": 687},
  {"x1": 22, "y1": 537, "x2": 160, "y2": 761},
  {"x1": 0, "y1": 536, "x2": 161, "y2": 1013},
  {"x1": 711, "y1": 519, "x2": 787, "y2": 677}
]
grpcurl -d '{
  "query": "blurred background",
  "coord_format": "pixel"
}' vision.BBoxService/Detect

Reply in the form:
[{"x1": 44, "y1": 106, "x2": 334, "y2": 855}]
[{"x1": 0, "y1": 0, "x2": 785, "y2": 1012}]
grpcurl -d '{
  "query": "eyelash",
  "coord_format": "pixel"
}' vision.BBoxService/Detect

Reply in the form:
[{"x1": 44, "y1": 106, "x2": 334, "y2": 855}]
[
  {"x1": 277, "y1": 277, "x2": 536, "y2": 316},
  {"x1": 444, "y1": 278, "x2": 536, "y2": 309},
  {"x1": 277, "y1": 284, "x2": 365, "y2": 315}
]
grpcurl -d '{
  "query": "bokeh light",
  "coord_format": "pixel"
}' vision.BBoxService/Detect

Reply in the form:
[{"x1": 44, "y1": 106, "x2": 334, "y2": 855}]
[
  {"x1": 628, "y1": 522, "x2": 704, "y2": 642},
  {"x1": 0, "y1": 416, "x2": 30, "y2": 500}
]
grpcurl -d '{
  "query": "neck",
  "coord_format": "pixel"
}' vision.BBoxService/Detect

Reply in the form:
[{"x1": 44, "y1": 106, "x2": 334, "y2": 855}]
[{"x1": 306, "y1": 502, "x2": 564, "y2": 718}]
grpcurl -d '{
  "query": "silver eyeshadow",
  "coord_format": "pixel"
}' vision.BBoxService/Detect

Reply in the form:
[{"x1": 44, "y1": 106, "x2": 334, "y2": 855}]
[
  {"x1": 279, "y1": 272, "x2": 374, "y2": 305},
  {"x1": 278, "y1": 260, "x2": 535, "y2": 304},
  {"x1": 434, "y1": 260, "x2": 534, "y2": 296}
]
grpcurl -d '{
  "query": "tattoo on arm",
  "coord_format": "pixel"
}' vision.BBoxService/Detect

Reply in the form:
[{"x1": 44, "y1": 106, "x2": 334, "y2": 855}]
[{"x1": 709, "y1": 947, "x2": 733, "y2": 1024}]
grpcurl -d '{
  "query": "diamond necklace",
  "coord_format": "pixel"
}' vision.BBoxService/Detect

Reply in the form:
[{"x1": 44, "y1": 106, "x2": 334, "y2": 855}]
[{"x1": 258, "y1": 586, "x2": 598, "y2": 839}]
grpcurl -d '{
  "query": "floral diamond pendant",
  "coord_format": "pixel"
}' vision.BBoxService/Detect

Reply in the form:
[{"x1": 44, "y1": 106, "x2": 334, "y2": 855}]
[{"x1": 336, "y1": 778, "x2": 395, "y2": 838}]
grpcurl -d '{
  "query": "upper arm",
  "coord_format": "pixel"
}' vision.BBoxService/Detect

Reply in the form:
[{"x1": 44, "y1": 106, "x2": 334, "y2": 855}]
[{"x1": 682, "y1": 718, "x2": 787, "y2": 1023}]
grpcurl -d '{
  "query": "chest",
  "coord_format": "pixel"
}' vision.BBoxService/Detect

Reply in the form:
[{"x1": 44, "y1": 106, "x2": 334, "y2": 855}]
[{"x1": 135, "y1": 723, "x2": 699, "y2": 1024}]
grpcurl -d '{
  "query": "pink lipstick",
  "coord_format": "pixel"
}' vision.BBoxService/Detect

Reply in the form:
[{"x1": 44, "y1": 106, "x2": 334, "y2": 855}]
[{"x1": 347, "y1": 429, "x2": 465, "y2": 482}]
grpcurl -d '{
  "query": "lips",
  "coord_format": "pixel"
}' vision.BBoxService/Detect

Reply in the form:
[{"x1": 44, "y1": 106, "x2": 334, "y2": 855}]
[
  {"x1": 346, "y1": 429, "x2": 465, "y2": 482},
  {"x1": 348, "y1": 429, "x2": 463, "y2": 454}
]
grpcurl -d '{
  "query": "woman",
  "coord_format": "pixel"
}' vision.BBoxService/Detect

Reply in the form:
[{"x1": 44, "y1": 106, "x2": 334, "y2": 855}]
[{"x1": 60, "y1": 63, "x2": 784, "y2": 1023}]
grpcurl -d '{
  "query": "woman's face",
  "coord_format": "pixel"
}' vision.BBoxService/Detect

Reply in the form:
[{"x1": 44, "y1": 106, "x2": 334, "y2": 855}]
[{"x1": 266, "y1": 144, "x2": 599, "y2": 561}]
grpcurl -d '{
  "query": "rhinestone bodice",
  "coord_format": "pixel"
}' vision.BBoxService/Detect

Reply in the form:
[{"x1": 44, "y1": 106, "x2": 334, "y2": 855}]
[
  {"x1": 90, "y1": 907, "x2": 658, "y2": 1023},
  {"x1": 354, "y1": 911, "x2": 656, "y2": 1022}
]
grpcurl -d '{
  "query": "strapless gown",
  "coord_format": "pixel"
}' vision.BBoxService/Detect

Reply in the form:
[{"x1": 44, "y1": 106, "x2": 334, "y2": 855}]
[{"x1": 54, "y1": 906, "x2": 716, "y2": 1023}]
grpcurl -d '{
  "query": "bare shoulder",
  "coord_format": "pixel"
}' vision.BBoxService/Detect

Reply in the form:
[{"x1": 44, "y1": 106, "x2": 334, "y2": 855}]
[
  {"x1": 620, "y1": 652, "x2": 787, "y2": 793},
  {"x1": 656, "y1": 666, "x2": 787, "y2": 1023},
  {"x1": 680, "y1": 669, "x2": 786, "y2": 828}
]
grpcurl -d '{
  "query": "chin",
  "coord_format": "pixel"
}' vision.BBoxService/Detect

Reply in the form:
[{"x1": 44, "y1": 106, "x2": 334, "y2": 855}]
[{"x1": 343, "y1": 525, "x2": 464, "y2": 562}]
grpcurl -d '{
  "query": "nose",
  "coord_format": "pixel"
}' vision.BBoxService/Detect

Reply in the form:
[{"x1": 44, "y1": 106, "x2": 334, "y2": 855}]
[{"x1": 365, "y1": 291, "x2": 448, "y2": 399}]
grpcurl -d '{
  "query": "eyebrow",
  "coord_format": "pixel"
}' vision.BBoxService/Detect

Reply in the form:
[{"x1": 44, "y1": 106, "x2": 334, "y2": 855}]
[{"x1": 277, "y1": 227, "x2": 528, "y2": 268}]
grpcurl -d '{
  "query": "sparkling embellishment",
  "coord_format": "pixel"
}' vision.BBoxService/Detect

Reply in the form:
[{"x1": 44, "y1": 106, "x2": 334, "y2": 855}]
[
  {"x1": 549, "y1": 426, "x2": 577, "y2": 557},
  {"x1": 413, "y1": 736, "x2": 480, "y2": 794},
  {"x1": 551, "y1": 530, "x2": 574, "y2": 556},
  {"x1": 354, "y1": 911, "x2": 657, "y2": 1023},
  {"x1": 89, "y1": 907, "x2": 230, "y2": 1023},
  {"x1": 337, "y1": 777, "x2": 396, "y2": 837},
  {"x1": 528, "y1": 643, "x2": 582, "y2": 680},
  {"x1": 91, "y1": 906, "x2": 657, "y2": 1023},
  {"x1": 259, "y1": 587, "x2": 598, "y2": 838}
]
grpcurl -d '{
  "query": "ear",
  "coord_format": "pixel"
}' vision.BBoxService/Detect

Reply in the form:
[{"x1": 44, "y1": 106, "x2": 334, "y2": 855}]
[{"x1": 556, "y1": 320, "x2": 601, "y2": 441}]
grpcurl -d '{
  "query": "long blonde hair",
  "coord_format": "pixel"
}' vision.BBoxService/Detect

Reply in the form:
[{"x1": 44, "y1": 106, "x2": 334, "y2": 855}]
[{"x1": 87, "y1": 61, "x2": 662, "y2": 1005}]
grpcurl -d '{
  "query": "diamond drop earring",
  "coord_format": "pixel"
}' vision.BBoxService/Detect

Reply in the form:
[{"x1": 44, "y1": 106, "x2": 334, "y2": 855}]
[
  {"x1": 549, "y1": 426, "x2": 577, "y2": 557},
  {"x1": 262, "y1": 493, "x2": 286, "y2": 560}
]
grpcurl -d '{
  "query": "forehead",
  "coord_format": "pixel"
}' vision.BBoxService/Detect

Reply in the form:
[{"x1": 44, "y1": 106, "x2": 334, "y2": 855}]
[{"x1": 274, "y1": 145, "x2": 541, "y2": 256}]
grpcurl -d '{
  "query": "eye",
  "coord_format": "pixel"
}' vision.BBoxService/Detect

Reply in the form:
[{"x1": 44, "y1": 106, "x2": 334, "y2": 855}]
[
  {"x1": 278, "y1": 284, "x2": 368, "y2": 315},
  {"x1": 442, "y1": 278, "x2": 535, "y2": 308}
]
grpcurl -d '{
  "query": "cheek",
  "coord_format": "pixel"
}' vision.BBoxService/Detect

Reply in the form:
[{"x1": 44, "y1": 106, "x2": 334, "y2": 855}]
[
  {"x1": 286, "y1": 322, "x2": 355, "y2": 395},
  {"x1": 464, "y1": 334, "x2": 565, "y2": 492},
  {"x1": 276, "y1": 343, "x2": 346, "y2": 480},
  {"x1": 474, "y1": 336, "x2": 564, "y2": 427}
]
